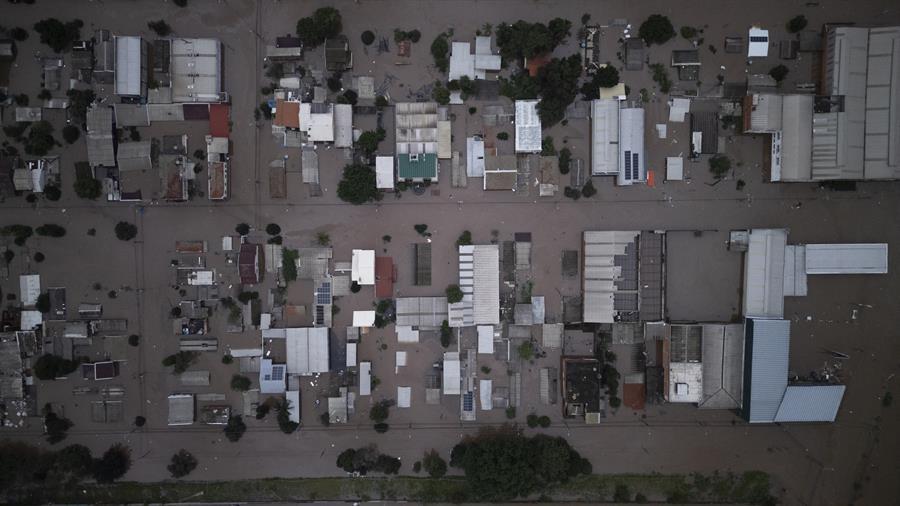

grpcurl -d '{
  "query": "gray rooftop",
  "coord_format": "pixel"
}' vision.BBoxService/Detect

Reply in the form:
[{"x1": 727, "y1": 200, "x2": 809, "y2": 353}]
[
  {"x1": 742, "y1": 318, "x2": 790, "y2": 423},
  {"x1": 774, "y1": 385, "x2": 846, "y2": 422}
]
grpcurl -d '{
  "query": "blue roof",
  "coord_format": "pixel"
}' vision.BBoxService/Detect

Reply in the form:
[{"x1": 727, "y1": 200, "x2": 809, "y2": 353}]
[
  {"x1": 774, "y1": 385, "x2": 846, "y2": 422},
  {"x1": 742, "y1": 318, "x2": 790, "y2": 423}
]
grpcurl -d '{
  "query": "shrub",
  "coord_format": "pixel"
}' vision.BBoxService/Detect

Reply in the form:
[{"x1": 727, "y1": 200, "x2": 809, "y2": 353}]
[
  {"x1": 440, "y1": 320, "x2": 452, "y2": 348},
  {"x1": 11, "y1": 27, "x2": 29, "y2": 42},
  {"x1": 374, "y1": 422, "x2": 389, "y2": 433},
  {"x1": 224, "y1": 415, "x2": 246, "y2": 442},
  {"x1": 235, "y1": 223, "x2": 250, "y2": 236},
  {"x1": 34, "y1": 354, "x2": 78, "y2": 379},
  {"x1": 33, "y1": 252, "x2": 45, "y2": 263},
  {"x1": 256, "y1": 404, "x2": 271, "y2": 420},
  {"x1": 526, "y1": 413, "x2": 539, "y2": 428},
  {"x1": 265, "y1": 223, "x2": 281, "y2": 235},
  {"x1": 230, "y1": 374, "x2": 252, "y2": 392},
  {"x1": 361, "y1": 30, "x2": 375, "y2": 45},
  {"x1": 36, "y1": 224, "x2": 66, "y2": 237},
  {"x1": 709, "y1": 155, "x2": 732, "y2": 179},
  {"x1": 769, "y1": 64, "x2": 789, "y2": 83},
  {"x1": 74, "y1": 173, "x2": 102, "y2": 200},
  {"x1": 650, "y1": 63, "x2": 672, "y2": 93},
  {"x1": 128, "y1": 334, "x2": 140, "y2": 347},
  {"x1": 638, "y1": 14, "x2": 675, "y2": 45},
  {"x1": 408, "y1": 29, "x2": 421, "y2": 43},
  {"x1": 114, "y1": 221, "x2": 137, "y2": 241},
  {"x1": 282, "y1": 248, "x2": 298, "y2": 282},
  {"x1": 369, "y1": 399, "x2": 391, "y2": 423},
  {"x1": 431, "y1": 34, "x2": 450, "y2": 72},
  {"x1": 147, "y1": 20, "x2": 172, "y2": 36},
  {"x1": 468, "y1": 106, "x2": 477, "y2": 115},
  {"x1": 221, "y1": 354, "x2": 234, "y2": 364},
  {"x1": 538, "y1": 415, "x2": 551, "y2": 428},
  {"x1": 134, "y1": 416, "x2": 146, "y2": 427},
  {"x1": 787, "y1": 15, "x2": 808, "y2": 33},
  {"x1": 445, "y1": 284, "x2": 463, "y2": 304},
  {"x1": 497, "y1": 132, "x2": 509, "y2": 140},
  {"x1": 614, "y1": 483, "x2": 632, "y2": 502},
  {"x1": 414, "y1": 224, "x2": 428, "y2": 235},
  {"x1": 161, "y1": 351, "x2": 198, "y2": 374},
  {"x1": 44, "y1": 411, "x2": 73, "y2": 444},
  {"x1": 558, "y1": 148, "x2": 571, "y2": 174},
  {"x1": 93, "y1": 443, "x2": 131, "y2": 483},
  {"x1": 582, "y1": 179, "x2": 597, "y2": 198},
  {"x1": 432, "y1": 82, "x2": 450, "y2": 105},
  {"x1": 422, "y1": 449, "x2": 447, "y2": 478},
  {"x1": 505, "y1": 407, "x2": 516, "y2": 419},
  {"x1": 541, "y1": 136, "x2": 556, "y2": 156},
  {"x1": 456, "y1": 230, "x2": 472, "y2": 246},
  {"x1": 680, "y1": 26, "x2": 699, "y2": 39},
  {"x1": 44, "y1": 185, "x2": 61, "y2": 201},
  {"x1": 168, "y1": 449, "x2": 197, "y2": 478},
  {"x1": 62, "y1": 125, "x2": 80, "y2": 144},
  {"x1": 350, "y1": 281, "x2": 361, "y2": 293}
]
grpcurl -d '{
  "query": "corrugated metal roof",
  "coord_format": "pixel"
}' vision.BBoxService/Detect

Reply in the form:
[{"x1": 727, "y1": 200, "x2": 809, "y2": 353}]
[
  {"x1": 747, "y1": 94, "x2": 783, "y2": 133},
  {"x1": 619, "y1": 108, "x2": 645, "y2": 185},
  {"x1": 167, "y1": 394, "x2": 195, "y2": 425},
  {"x1": 779, "y1": 95, "x2": 813, "y2": 181},
  {"x1": 395, "y1": 297, "x2": 448, "y2": 328},
  {"x1": 86, "y1": 105, "x2": 116, "y2": 167},
  {"x1": 743, "y1": 229, "x2": 787, "y2": 319},
  {"x1": 472, "y1": 245, "x2": 500, "y2": 325},
  {"x1": 443, "y1": 352, "x2": 461, "y2": 395},
  {"x1": 285, "y1": 327, "x2": 330, "y2": 375},
  {"x1": 698, "y1": 324, "x2": 744, "y2": 409},
  {"x1": 114, "y1": 104, "x2": 150, "y2": 127},
  {"x1": 115, "y1": 36, "x2": 144, "y2": 96},
  {"x1": 863, "y1": 26, "x2": 900, "y2": 179},
  {"x1": 743, "y1": 318, "x2": 790, "y2": 423},
  {"x1": 591, "y1": 99, "x2": 619, "y2": 175},
  {"x1": 582, "y1": 231, "x2": 639, "y2": 323},
  {"x1": 375, "y1": 156, "x2": 394, "y2": 189},
  {"x1": 804, "y1": 243, "x2": 888, "y2": 274},
  {"x1": 515, "y1": 100, "x2": 541, "y2": 153},
  {"x1": 774, "y1": 385, "x2": 845, "y2": 422},
  {"x1": 333, "y1": 104, "x2": 353, "y2": 148},
  {"x1": 449, "y1": 42, "x2": 474, "y2": 81},
  {"x1": 397, "y1": 153, "x2": 438, "y2": 179},
  {"x1": 437, "y1": 121, "x2": 452, "y2": 159}
]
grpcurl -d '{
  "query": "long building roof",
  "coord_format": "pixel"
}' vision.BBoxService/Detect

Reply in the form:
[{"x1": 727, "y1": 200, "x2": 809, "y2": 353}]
[{"x1": 591, "y1": 99, "x2": 619, "y2": 175}]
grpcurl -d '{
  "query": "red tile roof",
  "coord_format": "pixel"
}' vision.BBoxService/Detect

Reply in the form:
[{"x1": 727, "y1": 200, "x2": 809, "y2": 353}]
[
  {"x1": 375, "y1": 256, "x2": 395, "y2": 298},
  {"x1": 274, "y1": 100, "x2": 300, "y2": 129},
  {"x1": 209, "y1": 103, "x2": 230, "y2": 138},
  {"x1": 239, "y1": 243, "x2": 262, "y2": 285},
  {"x1": 623, "y1": 383, "x2": 646, "y2": 410}
]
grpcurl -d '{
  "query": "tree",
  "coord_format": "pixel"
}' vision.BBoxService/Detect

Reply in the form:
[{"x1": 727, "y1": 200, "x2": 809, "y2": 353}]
[
  {"x1": 34, "y1": 252, "x2": 45, "y2": 263},
  {"x1": 787, "y1": 15, "x2": 808, "y2": 33},
  {"x1": 527, "y1": 413, "x2": 539, "y2": 428},
  {"x1": 282, "y1": 248, "x2": 298, "y2": 282},
  {"x1": 275, "y1": 399, "x2": 299, "y2": 434},
  {"x1": 128, "y1": 334, "x2": 140, "y2": 347},
  {"x1": 44, "y1": 185, "x2": 61, "y2": 201},
  {"x1": 614, "y1": 483, "x2": 632, "y2": 502},
  {"x1": 161, "y1": 351, "x2": 199, "y2": 374},
  {"x1": 638, "y1": 14, "x2": 675, "y2": 46},
  {"x1": 92, "y1": 443, "x2": 131, "y2": 483},
  {"x1": 431, "y1": 34, "x2": 450, "y2": 72},
  {"x1": 375, "y1": 95, "x2": 389, "y2": 108},
  {"x1": 432, "y1": 82, "x2": 450, "y2": 105},
  {"x1": 370, "y1": 399, "x2": 391, "y2": 423},
  {"x1": 497, "y1": 132, "x2": 509, "y2": 141},
  {"x1": 224, "y1": 415, "x2": 246, "y2": 442},
  {"x1": 680, "y1": 26, "x2": 699, "y2": 39},
  {"x1": 230, "y1": 374, "x2": 252, "y2": 392},
  {"x1": 558, "y1": 148, "x2": 571, "y2": 174},
  {"x1": 34, "y1": 354, "x2": 78, "y2": 380},
  {"x1": 168, "y1": 450, "x2": 197, "y2": 478},
  {"x1": 24, "y1": 121, "x2": 56, "y2": 156},
  {"x1": 296, "y1": 7, "x2": 342, "y2": 48},
  {"x1": 538, "y1": 415, "x2": 551, "y2": 428},
  {"x1": 422, "y1": 449, "x2": 447, "y2": 478},
  {"x1": 709, "y1": 155, "x2": 732, "y2": 179},
  {"x1": 361, "y1": 30, "x2": 375, "y2": 45},
  {"x1": 235, "y1": 223, "x2": 250, "y2": 236},
  {"x1": 65, "y1": 89, "x2": 95, "y2": 123},
  {"x1": 73, "y1": 169, "x2": 101, "y2": 199},
  {"x1": 147, "y1": 20, "x2": 171, "y2": 37},
  {"x1": 440, "y1": 320, "x2": 452, "y2": 348},
  {"x1": 456, "y1": 230, "x2": 472, "y2": 246},
  {"x1": 36, "y1": 224, "x2": 66, "y2": 237},
  {"x1": 33, "y1": 18, "x2": 83, "y2": 53},
  {"x1": 173, "y1": 0, "x2": 188, "y2": 6},
  {"x1": 55, "y1": 444, "x2": 93, "y2": 478},
  {"x1": 541, "y1": 136, "x2": 556, "y2": 156},
  {"x1": 582, "y1": 179, "x2": 597, "y2": 198},
  {"x1": 496, "y1": 20, "x2": 566, "y2": 62},
  {"x1": 535, "y1": 55, "x2": 583, "y2": 126},
  {"x1": 340, "y1": 89, "x2": 358, "y2": 105},
  {"x1": 581, "y1": 65, "x2": 620, "y2": 99},
  {"x1": 336, "y1": 445, "x2": 401, "y2": 475},
  {"x1": 356, "y1": 128, "x2": 386, "y2": 157},
  {"x1": 547, "y1": 18, "x2": 572, "y2": 46},
  {"x1": 337, "y1": 164, "x2": 379, "y2": 204},
  {"x1": 316, "y1": 232, "x2": 330, "y2": 246},
  {"x1": 414, "y1": 224, "x2": 428, "y2": 235},
  {"x1": 134, "y1": 416, "x2": 146, "y2": 427},
  {"x1": 446, "y1": 284, "x2": 463, "y2": 304},
  {"x1": 44, "y1": 411, "x2": 73, "y2": 444},
  {"x1": 769, "y1": 64, "x2": 789, "y2": 83},
  {"x1": 265, "y1": 223, "x2": 281, "y2": 235},
  {"x1": 237, "y1": 291, "x2": 258, "y2": 304},
  {"x1": 11, "y1": 27, "x2": 29, "y2": 41},
  {"x1": 114, "y1": 221, "x2": 137, "y2": 241}
]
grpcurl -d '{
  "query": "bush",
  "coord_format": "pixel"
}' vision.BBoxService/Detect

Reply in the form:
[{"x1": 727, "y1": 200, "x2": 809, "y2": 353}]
[
  {"x1": 44, "y1": 185, "x2": 61, "y2": 201},
  {"x1": 256, "y1": 404, "x2": 271, "y2": 420},
  {"x1": 235, "y1": 223, "x2": 250, "y2": 236},
  {"x1": 582, "y1": 179, "x2": 597, "y2": 198},
  {"x1": 34, "y1": 252, "x2": 45, "y2": 263},
  {"x1": 445, "y1": 284, "x2": 463, "y2": 304},
  {"x1": 440, "y1": 320, "x2": 452, "y2": 348},
  {"x1": 456, "y1": 230, "x2": 472, "y2": 246},
  {"x1": 92, "y1": 443, "x2": 131, "y2": 483},
  {"x1": 34, "y1": 354, "x2": 79, "y2": 379},
  {"x1": 168, "y1": 449, "x2": 197, "y2": 478},
  {"x1": 33, "y1": 18, "x2": 83, "y2": 53},
  {"x1": 609, "y1": 396, "x2": 622, "y2": 408},
  {"x1": 224, "y1": 415, "x2": 246, "y2": 442},
  {"x1": 769, "y1": 64, "x2": 789, "y2": 83},
  {"x1": 518, "y1": 340, "x2": 535, "y2": 360},
  {"x1": 638, "y1": 14, "x2": 675, "y2": 45},
  {"x1": 282, "y1": 248, "x2": 299, "y2": 282},
  {"x1": 361, "y1": 30, "x2": 375, "y2": 45},
  {"x1": 265, "y1": 223, "x2": 281, "y2": 235},
  {"x1": 221, "y1": 354, "x2": 233, "y2": 364},
  {"x1": 431, "y1": 34, "x2": 450, "y2": 72},
  {"x1": 538, "y1": 415, "x2": 551, "y2": 428},
  {"x1": 558, "y1": 148, "x2": 571, "y2": 174},
  {"x1": 709, "y1": 155, "x2": 732, "y2": 179},
  {"x1": 422, "y1": 449, "x2": 447, "y2": 478},
  {"x1": 541, "y1": 136, "x2": 556, "y2": 156},
  {"x1": 62, "y1": 125, "x2": 80, "y2": 144},
  {"x1": 11, "y1": 27, "x2": 29, "y2": 41},
  {"x1": 526, "y1": 414, "x2": 539, "y2": 428},
  {"x1": 650, "y1": 63, "x2": 672, "y2": 93},
  {"x1": 134, "y1": 416, "x2": 146, "y2": 427},
  {"x1": 230, "y1": 374, "x2": 252, "y2": 392},
  {"x1": 74, "y1": 173, "x2": 102, "y2": 200},
  {"x1": 337, "y1": 164, "x2": 379, "y2": 204},
  {"x1": 369, "y1": 399, "x2": 391, "y2": 423},
  {"x1": 408, "y1": 29, "x2": 421, "y2": 43},
  {"x1": 374, "y1": 422, "x2": 389, "y2": 433},
  {"x1": 44, "y1": 411, "x2": 73, "y2": 444},
  {"x1": 128, "y1": 334, "x2": 140, "y2": 347},
  {"x1": 505, "y1": 407, "x2": 516, "y2": 419},
  {"x1": 787, "y1": 15, "x2": 808, "y2": 33},
  {"x1": 350, "y1": 281, "x2": 361, "y2": 293},
  {"x1": 147, "y1": 20, "x2": 172, "y2": 36},
  {"x1": 680, "y1": 26, "x2": 698, "y2": 39},
  {"x1": 114, "y1": 221, "x2": 137, "y2": 241},
  {"x1": 414, "y1": 224, "x2": 428, "y2": 235},
  {"x1": 497, "y1": 132, "x2": 509, "y2": 141},
  {"x1": 36, "y1": 224, "x2": 66, "y2": 237}
]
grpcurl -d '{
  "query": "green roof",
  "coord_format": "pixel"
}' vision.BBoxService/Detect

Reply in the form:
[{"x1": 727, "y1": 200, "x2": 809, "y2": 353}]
[{"x1": 397, "y1": 153, "x2": 438, "y2": 179}]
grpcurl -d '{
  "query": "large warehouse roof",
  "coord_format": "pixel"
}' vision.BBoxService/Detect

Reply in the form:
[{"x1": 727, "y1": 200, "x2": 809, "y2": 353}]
[
  {"x1": 582, "y1": 231, "x2": 639, "y2": 323},
  {"x1": 618, "y1": 107, "x2": 645, "y2": 185},
  {"x1": 743, "y1": 229, "x2": 787, "y2": 319},
  {"x1": 171, "y1": 38, "x2": 222, "y2": 103},
  {"x1": 470, "y1": 245, "x2": 500, "y2": 325},
  {"x1": 742, "y1": 318, "x2": 790, "y2": 423},
  {"x1": 591, "y1": 99, "x2": 619, "y2": 175},
  {"x1": 804, "y1": 243, "x2": 888, "y2": 274},
  {"x1": 115, "y1": 36, "x2": 145, "y2": 97},
  {"x1": 285, "y1": 327, "x2": 330, "y2": 375}
]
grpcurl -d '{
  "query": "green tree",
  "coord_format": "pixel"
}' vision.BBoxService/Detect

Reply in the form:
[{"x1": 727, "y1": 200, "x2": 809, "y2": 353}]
[
  {"x1": 337, "y1": 164, "x2": 379, "y2": 204},
  {"x1": 114, "y1": 221, "x2": 137, "y2": 241},
  {"x1": 581, "y1": 65, "x2": 620, "y2": 99},
  {"x1": 92, "y1": 443, "x2": 131, "y2": 483},
  {"x1": 361, "y1": 30, "x2": 375, "y2": 45},
  {"x1": 44, "y1": 411, "x2": 73, "y2": 444},
  {"x1": 582, "y1": 179, "x2": 597, "y2": 198},
  {"x1": 375, "y1": 95, "x2": 389, "y2": 108},
  {"x1": 558, "y1": 148, "x2": 571, "y2": 175},
  {"x1": 167, "y1": 449, "x2": 197, "y2": 478},
  {"x1": 36, "y1": 224, "x2": 66, "y2": 237},
  {"x1": 680, "y1": 26, "x2": 699, "y2": 39},
  {"x1": 54, "y1": 444, "x2": 93, "y2": 478},
  {"x1": 497, "y1": 132, "x2": 509, "y2": 141},
  {"x1": 496, "y1": 20, "x2": 566, "y2": 62},
  {"x1": 11, "y1": 27, "x2": 29, "y2": 42},
  {"x1": 535, "y1": 55, "x2": 583, "y2": 126},
  {"x1": 456, "y1": 230, "x2": 472, "y2": 246},
  {"x1": 282, "y1": 248, "x2": 299, "y2": 282},
  {"x1": 769, "y1": 64, "x2": 789, "y2": 83},
  {"x1": 161, "y1": 351, "x2": 199, "y2": 374},
  {"x1": 445, "y1": 284, "x2": 463, "y2": 304},
  {"x1": 440, "y1": 320, "x2": 452, "y2": 348},
  {"x1": 147, "y1": 20, "x2": 172, "y2": 36},
  {"x1": 638, "y1": 14, "x2": 675, "y2": 45},
  {"x1": 296, "y1": 7, "x2": 342, "y2": 48},
  {"x1": 275, "y1": 399, "x2": 299, "y2": 433},
  {"x1": 65, "y1": 89, "x2": 95, "y2": 123},
  {"x1": 369, "y1": 399, "x2": 391, "y2": 423},
  {"x1": 265, "y1": 223, "x2": 281, "y2": 235},
  {"x1": 33, "y1": 354, "x2": 79, "y2": 379},
  {"x1": 224, "y1": 415, "x2": 246, "y2": 442},
  {"x1": 431, "y1": 34, "x2": 450, "y2": 72},
  {"x1": 33, "y1": 18, "x2": 83, "y2": 53},
  {"x1": 432, "y1": 82, "x2": 450, "y2": 105},
  {"x1": 547, "y1": 18, "x2": 572, "y2": 45},
  {"x1": 422, "y1": 449, "x2": 447, "y2": 478},
  {"x1": 787, "y1": 15, "x2": 808, "y2": 33},
  {"x1": 709, "y1": 155, "x2": 732, "y2": 179},
  {"x1": 541, "y1": 136, "x2": 556, "y2": 156},
  {"x1": 518, "y1": 340, "x2": 535, "y2": 360},
  {"x1": 74, "y1": 172, "x2": 101, "y2": 199},
  {"x1": 24, "y1": 121, "x2": 56, "y2": 156},
  {"x1": 44, "y1": 185, "x2": 61, "y2": 201},
  {"x1": 356, "y1": 128, "x2": 386, "y2": 157},
  {"x1": 230, "y1": 374, "x2": 252, "y2": 392},
  {"x1": 235, "y1": 223, "x2": 250, "y2": 236}
]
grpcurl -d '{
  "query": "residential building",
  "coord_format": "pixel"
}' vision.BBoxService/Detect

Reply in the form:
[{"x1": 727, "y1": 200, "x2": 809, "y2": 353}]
[
  {"x1": 515, "y1": 100, "x2": 541, "y2": 153},
  {"x1": 239, "y1": 243, "x2": 263, "y2": 285},
  {"x1": 396, "y1": 102, "x2": 439, "y2": 181},
  {"x1": 448, "y1": 36, "x2": 501, "y2": 81}
]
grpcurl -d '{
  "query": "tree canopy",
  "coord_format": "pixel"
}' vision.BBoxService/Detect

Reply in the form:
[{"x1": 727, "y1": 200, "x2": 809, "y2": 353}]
[
  {"x1": 638, "y1": 14, "x2": 675, "y2": 46},
  {"x1": 92, "y1": 443, "x2": 131, "y2": 483},
  {"x1": 224, "y1": 415, "x2": 247, "y2": 442},
  {"x1": 445, "y1": 284, "x2": 463, "y2": 304},
  {"x1": 114, "y1": 221, "x2": 137, "y2": 241},
  {"x1": 496, "y1": 18, "x2": 571, "y2": 62},
  {"x1": 450, "y1": 430, "x2": 591, "y2": 500},
  {"x1": 167, "y1": 449, "x2": 198, "y2": 478},
  {"x1": 336, "y1": 445, "x2": 401, "y2": 475},
  {"x1": 296, "y1": 7, "x2": 342, "y2": 48},
  {"x1": 33, "y1": 18, "x2": 83, "y2": 53},
  {"x1": 535, "y1": 54, "x2": 582, "y2": 126},
  {"x1": 581, "y1": 65, "x2": 620, "y2": 99},
  {"x1": 34, "y1": 354, "x2": 79, "y2": 380},
  {"x1": 337, "y1": 164, "x2": 380, "y2": 205},
  {"x1": 24, "y1": 121, "x2": 56, "y2": 156},
  {"x1": 356, "y1": 128, "x2": 386, "y2": 157},
  {"x1": 430, "y1": 34, "x2": 450, "y2": 72}
]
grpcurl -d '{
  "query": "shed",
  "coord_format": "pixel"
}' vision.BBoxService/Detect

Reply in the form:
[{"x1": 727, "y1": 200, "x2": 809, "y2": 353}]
[
  {"x1": 375, "y1": 156, "x2": 394, "y2": 189},
  {"x1": 114, "y1": 104, "x2": 150, "y2": 127},
  {"x1": 353, "y1": 311, "x2": 376, "y2": 327},
  {"x1": 748, "y1": 27, "x2": 769, "y2": 58},
  {"x1": 167, "y1": 394, "x2": 195, "y2": 425},
  {"x1": 666, "y1": 157, "x2": 684, "y2": 181},
  {"x1": 477, "y1": 325, "x2": 494, "y2": 354},
  {"x1": 179, "y1": 370, "x2": 211, "y2": 386},
  {"x1": 359, "y1": 361, "x2": 372, "y2": 395}
]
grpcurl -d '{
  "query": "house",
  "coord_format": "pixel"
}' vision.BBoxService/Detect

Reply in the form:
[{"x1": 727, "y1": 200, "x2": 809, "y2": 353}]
[
  {"x1": 747, "y1": 27, "x2": 769, "y2": 58},
  {"x1": 324, "y1": 36, "x2": 352, "y2": 72},
  {"x1": 689, "y1": 111, "x2": 719, "y2": 158},
  {"x1": 86, "y1": 105, "x2": 116, "y2": 168},
  {"x1": 483, "y1": 155, "x2": 518, "y2": 191},
  {"x1": 515, "y1": 100, "x2": 541, "y2": 153},
  {"x1": 284, "y1": 327, "x2": 330, "y2": 375},
  {"x1": 396, "y1": 102, "x2": 439, "y2": 181},
  {"x1": 448, "y1": 36, "x2": 501, "y2": 80},
  {"x1": 239, "y1": 243, "x2": 263, "y2": 285},
  {"x1": 351, "y1": 249, "x2": 375, "y2": 286},
  {"x1": 116, "y1": 141, "x2": 153, "y2": 172},
  {"x1": 167, "y1": 394, "x2": 195, "y2": 425}
]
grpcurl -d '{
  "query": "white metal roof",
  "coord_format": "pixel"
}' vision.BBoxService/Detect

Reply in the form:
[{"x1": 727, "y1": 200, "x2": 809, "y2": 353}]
[
  {"x1": 668, "y1": 98, "x2": 690, "y2": 122},
  {"x1": 743, "y1": 229, "x2": 787, "y2": 319},
  {"x1": 300, "y1": 103, "x2": 335, "y2": 142},
  {"x1": 591, "y1": 99, "x2": 619, "y2": 175},
  {"x1": 774, "y1": 385, "x2": 846, "y2": 422},
  {"x1": 466, "y1": 136, "x2": 485, "y2": 177},
  {"x1": 397, "y1": 386, "x2": 411, "y2": 408},
  {"x1": 334, "y1": 104, "x2": 353, "y2": 148},
  {"x1": 748, "y1": 27, "x2": 769, "y2": 58},
  {"x1": 477, "y1": 325, "x2": 494, "y2": 354},
  {"x1": 449, "y1": 42, "x2": 475, "y2": 81},
  {"x1": 745, "y1": 318, "x2": 790, "y2": 423},
  {"x1": 783, "y1": 245, "x2": 808, "y2": 297},
  {"x1": 19, "y1": 274, "x2": 40, "y2": 306},
  {"x1": 804, "y1": 243, "x2": 888, "y2": 274},
  {"x1": 20, "y1": 310, "x2": 42, "y2": 331},
  {"x1": 115, "y1": 36, "x2": 143, "y2": 96},
  {"x1": 666, "y1": 156, "x2": 683, "y2": 181},
  {"x1": 353, "y1": 310, "x2": 375, "y2": 327},
  {"x1": 515, "y1": 100, "x2": 542, "y2": 153},
  {"x1": 171, "y1": 38, "x2": 221, "y2": 103},
  {"x1": 229, "y1": 348, "x2": 262, "y2": 358},
  {"x1": 346, "y1": 342, "x2": 357, "y2": 367},
  {"x1": 863, "y1": 27, "x2": 900, "y2": 179},
  {"x1": 376, "y1": 156, "x2": 394, "y2": 189},
  {"x1": 396, "y1": 325, "x2": 420, "y2": 343},
  {"x1": 479, "y1": 379, "x2": 493, "y2": 410},
  {"x1": 359, "y1": 361, "x2": 371, "y2": 395},
  {"x1": 618, "y1": 107, "x2": 645, "y2": 185},
  {"x1": 472, "y1": 245, "x2": 500, "y2": 325},
  {"x1": 351, "y1": 249, "x2": 375, "y2": 285},
  {"x1": 778, "y1": 95, "x2": 813, "y2": 181},
  {"x1": 259, "y1": 358, "x2": 286, "y2": 393},
  {"x1": 285, "y1": 327, "x2": 330, "y2": 375},
  {"x1": 167, "y1": 394, "x2": 195, "y2": 425},
  {"x1": 443, "y1": 352, "x2": 461, "y2": 395}
]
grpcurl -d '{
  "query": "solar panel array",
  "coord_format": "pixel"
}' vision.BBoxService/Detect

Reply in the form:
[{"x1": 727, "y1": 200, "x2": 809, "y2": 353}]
[
  {"x1": 316, "y1": 281, "x2": 331, "y2": 305},
  {"x1": 463, "y1": 392, "x2": 474, "y2": 411}
]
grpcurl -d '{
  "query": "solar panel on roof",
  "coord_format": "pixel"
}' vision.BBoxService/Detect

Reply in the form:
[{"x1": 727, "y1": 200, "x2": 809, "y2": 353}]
[
  {"x1": 750, "y1": 36, "x2": 768, "y2": 42},
  {"x1": 624, "y1": 150, "x2": 632, "y2": 180},
  {"x1": 316, "y1": 282, "x2": 331, "y2": 305},
  {"x1": 632, "y1": 153, "x2": 639, "y2": 179},
  {"x1": 269, "y1": 365, "x2": 285, "y2": 381},
  {"x1": 463, "y1": 392, "x2": 474, "y2": 411}
]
